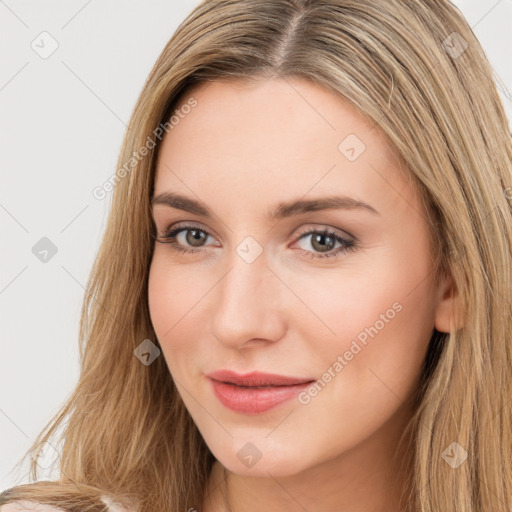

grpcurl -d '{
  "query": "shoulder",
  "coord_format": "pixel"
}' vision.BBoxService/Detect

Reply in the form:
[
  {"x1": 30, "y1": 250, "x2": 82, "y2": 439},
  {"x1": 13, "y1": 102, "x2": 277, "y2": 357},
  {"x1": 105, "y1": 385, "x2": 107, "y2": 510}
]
[
  {"x1": 101, "y1": 494, "x2": 135, "y2": 512},
  {"x1": 0, "y1": 495, "x2": 134, "y2": 512},
  {"x1": 0, "y1": 502, "x2": 64, "y2": 511}
]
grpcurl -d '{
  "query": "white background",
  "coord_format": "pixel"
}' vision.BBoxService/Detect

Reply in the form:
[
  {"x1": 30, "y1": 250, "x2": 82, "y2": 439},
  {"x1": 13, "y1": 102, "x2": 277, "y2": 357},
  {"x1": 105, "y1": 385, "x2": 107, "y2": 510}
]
[{"x1": 1, "y1": 0, "x2": 511, "y2": 491}]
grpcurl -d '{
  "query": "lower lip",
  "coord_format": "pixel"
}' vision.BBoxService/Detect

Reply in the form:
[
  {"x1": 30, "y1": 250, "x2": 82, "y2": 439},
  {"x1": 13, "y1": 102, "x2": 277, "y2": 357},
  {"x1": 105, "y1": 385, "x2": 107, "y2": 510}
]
[{"x1": 209, "y1": 378, "x2": 313, "y2": 414}]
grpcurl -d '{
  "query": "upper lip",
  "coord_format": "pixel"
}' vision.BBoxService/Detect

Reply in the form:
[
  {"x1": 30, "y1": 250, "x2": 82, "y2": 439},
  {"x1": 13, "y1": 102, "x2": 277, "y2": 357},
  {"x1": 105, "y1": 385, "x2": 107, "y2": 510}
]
[{"x1": 207, "y1": 370, "x2": 315, "y2": 387}]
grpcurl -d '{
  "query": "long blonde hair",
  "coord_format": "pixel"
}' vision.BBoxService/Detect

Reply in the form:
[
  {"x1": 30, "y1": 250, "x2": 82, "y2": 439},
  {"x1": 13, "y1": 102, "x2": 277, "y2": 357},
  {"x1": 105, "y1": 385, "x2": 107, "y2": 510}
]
[{"x1": 2, "y1": 1, "x2": 511, "y2": 510}]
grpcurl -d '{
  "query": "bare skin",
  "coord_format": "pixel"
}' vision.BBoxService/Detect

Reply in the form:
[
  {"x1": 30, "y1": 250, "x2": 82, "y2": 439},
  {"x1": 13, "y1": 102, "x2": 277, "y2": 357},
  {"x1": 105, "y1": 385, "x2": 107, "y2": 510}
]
[{"x1": 147, "y1": 77, "x2": 461, "y2": 512}]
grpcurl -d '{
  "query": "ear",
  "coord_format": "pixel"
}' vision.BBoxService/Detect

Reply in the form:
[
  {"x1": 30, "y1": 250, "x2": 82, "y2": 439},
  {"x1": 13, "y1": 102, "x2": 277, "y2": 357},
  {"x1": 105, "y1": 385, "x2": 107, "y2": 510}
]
[{"x1": 434, "y1": 271, "x2": 464, "y2": 332}]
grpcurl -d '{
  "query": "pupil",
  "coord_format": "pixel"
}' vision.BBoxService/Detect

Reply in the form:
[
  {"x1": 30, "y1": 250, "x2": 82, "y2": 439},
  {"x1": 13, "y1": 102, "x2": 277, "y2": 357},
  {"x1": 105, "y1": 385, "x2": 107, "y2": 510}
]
[
  {"x1": 313, "y1": 233, "x2": 334, "y2": 253},
  {"x1": 187, "y1": 229, "x2": 206, "y2": 246}
]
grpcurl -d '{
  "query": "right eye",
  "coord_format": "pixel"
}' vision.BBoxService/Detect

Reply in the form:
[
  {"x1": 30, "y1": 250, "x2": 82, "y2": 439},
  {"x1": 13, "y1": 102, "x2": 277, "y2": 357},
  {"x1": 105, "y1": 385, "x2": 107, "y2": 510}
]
[{"x1": 155, "y1": 224, "x2": 218, "y2": 255}]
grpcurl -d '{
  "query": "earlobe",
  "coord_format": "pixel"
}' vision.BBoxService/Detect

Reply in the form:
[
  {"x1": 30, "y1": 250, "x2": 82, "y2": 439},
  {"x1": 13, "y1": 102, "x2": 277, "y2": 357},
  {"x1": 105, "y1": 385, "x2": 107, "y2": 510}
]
[{"x1": 434, "y1": 272, "x2": 464, "y2": 333}]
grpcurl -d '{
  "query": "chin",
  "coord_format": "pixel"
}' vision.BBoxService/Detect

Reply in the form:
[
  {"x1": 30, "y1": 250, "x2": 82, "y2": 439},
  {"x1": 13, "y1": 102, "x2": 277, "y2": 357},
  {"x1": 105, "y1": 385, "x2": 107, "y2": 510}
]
[{"x1": 213, "y1": 442, "x2": 313, "y2": 478}]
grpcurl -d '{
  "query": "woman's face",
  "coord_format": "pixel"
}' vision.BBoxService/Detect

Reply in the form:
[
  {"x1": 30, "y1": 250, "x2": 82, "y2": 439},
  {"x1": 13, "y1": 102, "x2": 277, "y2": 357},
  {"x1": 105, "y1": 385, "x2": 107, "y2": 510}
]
[{"x1": 148, "y1": 77, "x2": 455, "y2": 477}]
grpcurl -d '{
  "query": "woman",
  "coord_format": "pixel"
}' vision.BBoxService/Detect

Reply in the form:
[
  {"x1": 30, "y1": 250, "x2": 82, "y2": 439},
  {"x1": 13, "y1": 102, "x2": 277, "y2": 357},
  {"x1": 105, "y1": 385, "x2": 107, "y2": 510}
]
[{"x1": 1, "y1": 0, "x2": 511, "y2": 511}]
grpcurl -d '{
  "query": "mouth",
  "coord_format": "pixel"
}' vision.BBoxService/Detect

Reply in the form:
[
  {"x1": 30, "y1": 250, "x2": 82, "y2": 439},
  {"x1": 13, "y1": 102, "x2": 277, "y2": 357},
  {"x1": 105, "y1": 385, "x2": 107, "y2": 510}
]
[
  {"x1": 206, "y1": 370, "x2": 316, "y2": 414},
  {"x1": 206, "y1": 369, "x2": 315, "y2": 387},
  {"x1": 222, "y1": 383, "x2": 305, "y2": 389}
]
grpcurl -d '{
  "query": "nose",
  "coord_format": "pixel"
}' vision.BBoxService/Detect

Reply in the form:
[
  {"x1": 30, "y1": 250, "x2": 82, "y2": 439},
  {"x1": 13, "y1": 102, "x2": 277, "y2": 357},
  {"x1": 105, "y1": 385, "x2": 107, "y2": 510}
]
[{"x1": 209, "y1": 249, "x2": 288, "y2": 350}]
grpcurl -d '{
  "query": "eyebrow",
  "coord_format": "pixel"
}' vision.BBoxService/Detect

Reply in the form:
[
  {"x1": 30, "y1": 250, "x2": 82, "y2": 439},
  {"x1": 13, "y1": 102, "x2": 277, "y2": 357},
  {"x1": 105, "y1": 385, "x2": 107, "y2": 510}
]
[{"x1": 150, "y1": 191, "x2": 380, "y2": 219}]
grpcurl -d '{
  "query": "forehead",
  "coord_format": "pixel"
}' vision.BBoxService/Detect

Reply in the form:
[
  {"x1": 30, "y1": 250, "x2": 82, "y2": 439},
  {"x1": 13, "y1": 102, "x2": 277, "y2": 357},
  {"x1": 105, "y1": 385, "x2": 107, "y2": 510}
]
[{"x1": 153, "y1": 77, "x2": 416, "y2": 218}]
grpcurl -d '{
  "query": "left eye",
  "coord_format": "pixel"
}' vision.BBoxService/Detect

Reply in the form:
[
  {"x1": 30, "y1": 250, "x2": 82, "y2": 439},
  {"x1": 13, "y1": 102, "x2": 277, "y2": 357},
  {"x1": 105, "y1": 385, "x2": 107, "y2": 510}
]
[
  {"x1": 293, "y1": 228, "x2": 357, "y2": 259},
  {"x1": 155, "y1": 224, "x2": 357, "y2": 260}
]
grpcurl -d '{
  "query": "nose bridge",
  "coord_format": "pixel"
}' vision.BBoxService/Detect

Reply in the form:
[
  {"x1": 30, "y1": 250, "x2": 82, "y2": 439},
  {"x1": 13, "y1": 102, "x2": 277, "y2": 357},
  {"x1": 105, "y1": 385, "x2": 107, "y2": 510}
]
[{"x1": 209, "y1": 243, "x2": 286, "y2": 347}]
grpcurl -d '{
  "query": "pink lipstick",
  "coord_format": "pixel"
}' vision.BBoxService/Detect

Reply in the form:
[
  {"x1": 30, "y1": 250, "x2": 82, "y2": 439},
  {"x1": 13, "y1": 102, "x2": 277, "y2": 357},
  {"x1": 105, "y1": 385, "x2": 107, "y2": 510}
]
[{"x1": 206, "y1": 370, "x2": 315, "y2": 414}]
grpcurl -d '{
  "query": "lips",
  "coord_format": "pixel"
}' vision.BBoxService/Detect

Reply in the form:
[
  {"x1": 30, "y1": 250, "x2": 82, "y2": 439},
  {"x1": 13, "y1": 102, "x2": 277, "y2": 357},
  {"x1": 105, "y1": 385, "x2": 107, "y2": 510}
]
[
  {"x1": 206, "y1": 369, "x2": 315, "y2": 387},
  {"x1": 206, "y1": 370, "x2": 316, "y2": 414}
]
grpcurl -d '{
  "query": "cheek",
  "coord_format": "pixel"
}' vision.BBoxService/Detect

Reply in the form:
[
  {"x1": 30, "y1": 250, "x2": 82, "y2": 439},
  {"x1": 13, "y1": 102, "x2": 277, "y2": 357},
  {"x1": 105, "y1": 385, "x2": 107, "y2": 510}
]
[
  {"x1": 147, "y1": 254, "x2": 201, "y2": 354},
  {"x1": 292, "y1": 248, "x2": 437, "y2": 407},
  {"x1": 148, "y1": 256, "x2": 173, "y2": 337},
  {"x1": 285, "y1": 258, "x2": 436, "y2": 454},
  {"x1": 148, "y1": 251, "x2": 225, "y2": 375}
]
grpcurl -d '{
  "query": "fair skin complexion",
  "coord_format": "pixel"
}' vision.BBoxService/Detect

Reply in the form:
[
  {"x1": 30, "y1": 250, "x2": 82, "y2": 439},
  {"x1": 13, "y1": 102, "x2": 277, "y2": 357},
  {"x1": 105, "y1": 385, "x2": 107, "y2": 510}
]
[{"x1": 148, "y1": 77, "x2": 461, "y2": 512}]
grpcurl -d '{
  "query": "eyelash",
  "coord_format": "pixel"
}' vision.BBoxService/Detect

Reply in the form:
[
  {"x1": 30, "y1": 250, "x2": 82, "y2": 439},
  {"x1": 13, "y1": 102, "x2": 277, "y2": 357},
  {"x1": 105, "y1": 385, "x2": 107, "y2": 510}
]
[{"x1": 154, "y1": 223, "x2": 357, "y2": 260}]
